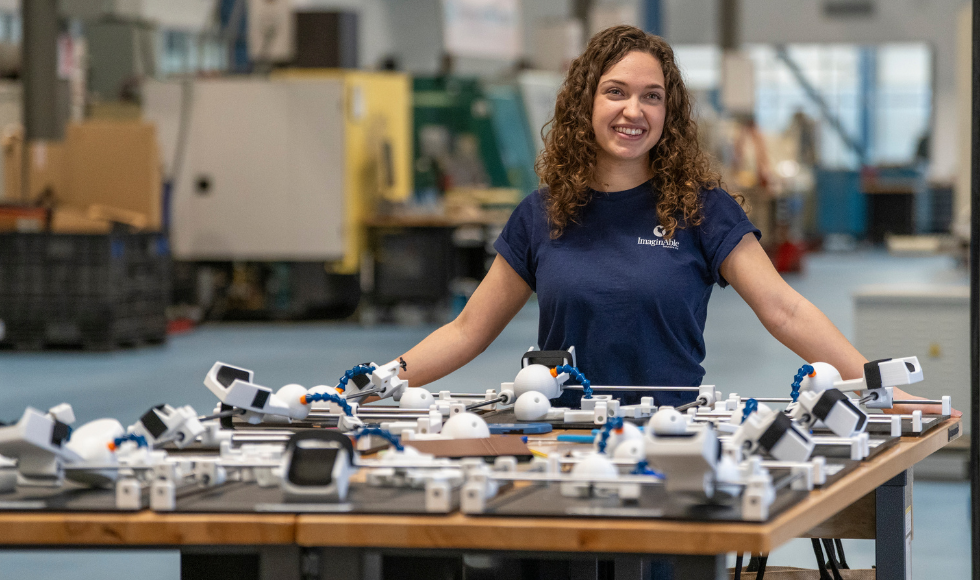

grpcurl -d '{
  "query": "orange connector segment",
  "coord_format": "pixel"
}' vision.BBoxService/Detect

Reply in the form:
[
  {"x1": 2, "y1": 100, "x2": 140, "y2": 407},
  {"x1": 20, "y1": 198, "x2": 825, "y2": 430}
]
[
  {"x1": 300, "y1": 395, "x2": 309, "y2": 405},
  {"x1": 550, "y1": 368, "x2": 558, "y2": 378},
  {"x1": 808, "y1": 371, "x2": 817, "y2": 377},
  {"x1": 107, "y1": 442, "x2": 116, "y2": 452}
]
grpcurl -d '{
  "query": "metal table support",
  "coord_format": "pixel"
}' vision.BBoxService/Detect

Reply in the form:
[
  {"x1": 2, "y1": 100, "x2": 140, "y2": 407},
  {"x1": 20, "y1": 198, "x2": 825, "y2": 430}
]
[{"x1": 876, "y1": 470, "x2": 913, "y2": 580}]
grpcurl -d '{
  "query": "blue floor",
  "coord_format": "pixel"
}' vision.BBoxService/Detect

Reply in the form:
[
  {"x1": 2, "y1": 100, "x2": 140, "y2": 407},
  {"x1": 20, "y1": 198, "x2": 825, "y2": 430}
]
[{"x1": 0, "y1": 250, "x2": 969, "y2": 578}]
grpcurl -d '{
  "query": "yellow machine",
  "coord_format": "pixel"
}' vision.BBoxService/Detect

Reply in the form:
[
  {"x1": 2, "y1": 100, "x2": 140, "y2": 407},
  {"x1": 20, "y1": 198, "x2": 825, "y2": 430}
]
[{"x1": 275, "y1": 69, "x2": 413, "y2": 273}]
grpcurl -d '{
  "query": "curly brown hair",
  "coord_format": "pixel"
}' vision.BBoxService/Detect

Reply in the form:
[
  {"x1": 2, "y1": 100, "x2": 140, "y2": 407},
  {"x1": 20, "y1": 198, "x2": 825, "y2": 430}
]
[{"x1": 536, "y1": 25, "x2": 732, "y2": 239}]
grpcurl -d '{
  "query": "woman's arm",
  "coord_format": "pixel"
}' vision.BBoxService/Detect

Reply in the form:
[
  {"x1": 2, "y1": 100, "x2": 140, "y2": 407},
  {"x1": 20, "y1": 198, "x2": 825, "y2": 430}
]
[
  {"x1": 397, "y1": 255, "x2": 533, "y2": 388},
  {"x1": 720, "y1": 233, "x2": 960, "y2": 416}
]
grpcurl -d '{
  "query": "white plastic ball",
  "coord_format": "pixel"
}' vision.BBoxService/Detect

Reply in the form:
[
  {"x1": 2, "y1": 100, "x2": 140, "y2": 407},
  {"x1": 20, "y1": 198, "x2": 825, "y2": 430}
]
[
  {"x1": 799, "y1": 362, "x2": 841, "y2": 394},
  {"x1": 612, "y1": 438, "x2": 646, "y2": 462},
  {"x1": 441, "y1": 412, "x2": 491, "y2": 439},
  {"x1": 399, "y1": 387, "x2": 434, "y2": 410},
  {"x1": 65, "y1": 418, "x2": 125, "y2": 487},
  {"x1": 514, "y1": 391, "x2": 551, "y2": 421},
  {"x1": 594, "y1": 420, "x2": 643, "y2": 453},
  {"x1": 513, "y1": 364, "x2": 561, "y2": 399},
  {"x1": 66, "y1": 418, "x2": 125, "y2": 462},
  {"x1": 276, "y1": 384, "x2": 311, "y2": 420},
  {"x1": 570, "y1": 453, "x2": 618, "y2": 479},
  {"x1": 648, "y1": 408, "x2": 687, "y2": 436}
]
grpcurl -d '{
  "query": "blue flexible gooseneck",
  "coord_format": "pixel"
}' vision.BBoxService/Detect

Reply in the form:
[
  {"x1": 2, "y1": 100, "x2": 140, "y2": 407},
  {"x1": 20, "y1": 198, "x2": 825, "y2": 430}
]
[
  {"x1": 112, "y1": 433, "x2": 148, "y2": 449},
  {"x1": 596, "y1": 417, "x2": 625, "y2": 453},
  {"x1": 302, "y1": 391, "x2": 355, "y2": 416},
  {"x1": 337, "y1": 364, "x2": 376, "y2": 393},
  {"x1": 790, "y1": 364, "x2": 815, "y2": 402},
  {"x1": 354, "y1": 427, "x2": 404, "y2": 452},
  {"x1": 555, "y1": 364, "x2": 593, "y2": 399},
  {"x1": 741, "y1": 398, "x2": 759, "y2": 424}
]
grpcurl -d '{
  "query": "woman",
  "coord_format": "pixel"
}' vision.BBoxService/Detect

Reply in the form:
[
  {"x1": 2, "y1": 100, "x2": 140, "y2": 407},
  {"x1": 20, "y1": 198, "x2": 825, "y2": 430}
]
[{"x1": 395, "y1": 25, "x2": 941, "y2": 414}]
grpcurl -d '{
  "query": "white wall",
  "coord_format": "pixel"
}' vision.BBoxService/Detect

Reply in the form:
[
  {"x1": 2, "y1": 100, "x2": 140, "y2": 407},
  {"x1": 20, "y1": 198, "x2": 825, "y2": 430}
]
[
  {"x1": 140, "y1": 0, "x2": 215, "y2": 31},
  {"x1": 383, "y1": 0, "x2": 576, "y2": 76},
  {"x1": 666, "y1": 0, "x2": 968, "y2": 184}
]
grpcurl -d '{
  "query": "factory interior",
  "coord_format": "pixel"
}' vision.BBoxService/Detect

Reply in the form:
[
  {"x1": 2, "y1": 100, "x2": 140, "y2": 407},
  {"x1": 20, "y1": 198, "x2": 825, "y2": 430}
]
[{"x1": 0, "y1": 0, "x2": 974, "y2": 579}]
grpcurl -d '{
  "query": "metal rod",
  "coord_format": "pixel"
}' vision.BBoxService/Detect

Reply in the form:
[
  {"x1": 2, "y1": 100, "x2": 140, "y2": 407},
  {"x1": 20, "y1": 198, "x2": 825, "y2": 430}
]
[
  {"x1": 772, "y1": 471, "x2": 805, "y2": 493},
  {"x1": 353, "y1": 407, "x2": 430, "y2": 413},
  {"x1": 675, "y1": 397, "x2": 706, "y2": 412},
  {"x1": 892, "y1": 399, "x2": 945, "y2": 405},
  {"x1": 199, "y1": 408, "x2": 246, "y2": 422},
  {"x1": 562, "y1": 385, "x2": 701, "y2": 392},
  {"x1": 750, "y1": 397, "x2": 793, "y2": 403},
  {"x1": 466, "y1": 397, "x2": 505, "y2": 411},
  {"x1": 343, "y1": 387, "x2": 382, "y2": 400},
  {"x1": 486, "y1": 472, "x2": 664, "y2": 485}
]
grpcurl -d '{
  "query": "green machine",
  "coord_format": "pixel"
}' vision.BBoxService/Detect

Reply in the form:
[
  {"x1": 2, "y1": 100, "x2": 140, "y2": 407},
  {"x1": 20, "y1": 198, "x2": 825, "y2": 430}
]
[{"x1": 412, "y1": 76, "x2": 538, "y2": 198}]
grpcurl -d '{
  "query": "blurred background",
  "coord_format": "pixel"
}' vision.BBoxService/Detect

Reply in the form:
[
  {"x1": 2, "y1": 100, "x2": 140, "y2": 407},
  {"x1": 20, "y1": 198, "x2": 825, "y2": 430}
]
[{"x1": 0, "y1": 0, "x2": 972, "y2": 577}]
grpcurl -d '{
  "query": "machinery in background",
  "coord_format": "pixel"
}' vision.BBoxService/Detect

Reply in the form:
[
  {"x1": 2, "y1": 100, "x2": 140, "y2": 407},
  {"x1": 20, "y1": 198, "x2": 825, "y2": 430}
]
[{"x1": 142, "y1": 71, "x2": 412, "y2": 321}]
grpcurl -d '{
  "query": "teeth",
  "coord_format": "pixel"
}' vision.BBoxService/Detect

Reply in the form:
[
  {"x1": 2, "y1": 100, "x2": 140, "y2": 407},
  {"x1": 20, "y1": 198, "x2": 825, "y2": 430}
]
[{"x1": 616, "y1": 127, "x2": 643, "y2": 136}]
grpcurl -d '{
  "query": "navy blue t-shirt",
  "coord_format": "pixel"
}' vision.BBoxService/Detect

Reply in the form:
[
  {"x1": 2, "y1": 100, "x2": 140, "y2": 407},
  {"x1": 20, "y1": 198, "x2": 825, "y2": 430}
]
[{"x1": 493, "y1": 181, "x2": 760, "y2": 407}]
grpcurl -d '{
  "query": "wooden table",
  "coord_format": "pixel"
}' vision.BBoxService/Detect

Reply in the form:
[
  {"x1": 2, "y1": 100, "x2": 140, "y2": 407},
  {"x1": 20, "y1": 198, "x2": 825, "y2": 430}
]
[{"x1": 0, "y1": 418, "x2": 961, "y2": 580}]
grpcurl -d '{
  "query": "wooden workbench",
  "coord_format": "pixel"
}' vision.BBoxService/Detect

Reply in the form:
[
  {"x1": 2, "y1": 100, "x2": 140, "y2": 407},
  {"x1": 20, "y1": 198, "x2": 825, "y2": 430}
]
[{"x1": 0, "y1": 418, "x2": 961, "y2": 580}]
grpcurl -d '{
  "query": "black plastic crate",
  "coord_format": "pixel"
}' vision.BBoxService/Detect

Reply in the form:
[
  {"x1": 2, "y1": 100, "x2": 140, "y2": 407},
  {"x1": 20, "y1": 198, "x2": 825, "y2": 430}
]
[{"x1": 0, "y1": 232, "x2": 170, "y2": 350}]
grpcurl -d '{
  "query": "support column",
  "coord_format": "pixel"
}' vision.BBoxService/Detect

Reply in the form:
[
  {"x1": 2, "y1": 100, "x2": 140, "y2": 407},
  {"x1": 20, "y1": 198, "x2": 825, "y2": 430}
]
[
  {"x1": 22, "y1": 0, "x2": 60, "y2": 140},
  {"x1": 20, "y1": 0, "x2": 61, "y2": 202}
]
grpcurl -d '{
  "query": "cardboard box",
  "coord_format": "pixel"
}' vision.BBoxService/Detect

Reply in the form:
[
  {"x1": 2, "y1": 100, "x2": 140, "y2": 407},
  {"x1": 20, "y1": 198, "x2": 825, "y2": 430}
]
[
  {"x1": 65, "y1": 120, "x2": 162, "y2": 230},
  {"x1": 49, "y1": 205, "x2": 112, "y2": 234},
  {"x1": 1, "y1": 132, "x2": 68, "y2": 204}
]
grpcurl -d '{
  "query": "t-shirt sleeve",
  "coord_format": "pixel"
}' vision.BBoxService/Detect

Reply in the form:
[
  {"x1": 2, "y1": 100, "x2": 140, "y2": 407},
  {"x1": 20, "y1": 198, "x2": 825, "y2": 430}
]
[
  {"x1": 698, "y1": 188, "x2": 761, "y2": 287},
  {"x1": 493, "y1": 193, "x2": 539, "y2": 291}
]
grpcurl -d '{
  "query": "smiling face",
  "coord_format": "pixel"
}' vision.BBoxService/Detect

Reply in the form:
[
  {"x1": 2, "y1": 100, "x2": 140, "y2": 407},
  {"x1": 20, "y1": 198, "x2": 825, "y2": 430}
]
[{"x1": 591, "y1": 50, "x2": 666, "y2": 179}]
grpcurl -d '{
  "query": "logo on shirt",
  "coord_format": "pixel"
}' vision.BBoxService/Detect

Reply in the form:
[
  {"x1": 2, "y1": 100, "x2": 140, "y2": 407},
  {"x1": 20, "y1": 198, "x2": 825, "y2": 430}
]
[{"x1": 638, "y1": 225, "x2": 679, "y2": 249}]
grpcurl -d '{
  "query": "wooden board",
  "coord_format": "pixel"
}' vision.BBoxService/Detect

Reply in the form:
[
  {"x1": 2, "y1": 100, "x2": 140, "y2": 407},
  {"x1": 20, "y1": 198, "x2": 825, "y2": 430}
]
[{"x1": 0, "y1": 418, "x2": 959, "y2": 558}]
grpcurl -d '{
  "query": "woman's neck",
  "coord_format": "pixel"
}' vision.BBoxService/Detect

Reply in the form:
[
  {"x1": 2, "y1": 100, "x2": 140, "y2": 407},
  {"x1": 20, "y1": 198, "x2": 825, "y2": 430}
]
[{"x1": 591, "y1": 154, "x2": 654, "y2": 192}]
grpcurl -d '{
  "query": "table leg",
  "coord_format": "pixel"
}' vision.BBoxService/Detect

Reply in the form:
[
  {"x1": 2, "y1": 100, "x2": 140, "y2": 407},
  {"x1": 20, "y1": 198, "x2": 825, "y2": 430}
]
[
  {"x1": 669, "y1": 554, "x2": 726, "y2": 579},
  {"x1": 613, "y1": 556, "x2": 647, "y2": 580},
  {"x1": 875, "y1": 469, "x2": 913, "y2": 580},
  {"x1": 180, "y1": 546, "x2": 301, "y2": 580},
  {"x1": 314, "y1": 548, "x2": 382, "y2": 580}
]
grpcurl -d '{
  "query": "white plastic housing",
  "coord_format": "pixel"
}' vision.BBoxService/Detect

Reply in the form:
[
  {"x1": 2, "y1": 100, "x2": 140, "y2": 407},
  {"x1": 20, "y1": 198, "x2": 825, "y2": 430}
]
[
  {"x1": 792, "y1": 389, "x2": 867, "y2": 438},
  {"x1": 645, "y1": 424, "x2": 720, "y2": 499},
  {"x1": 732, "y1": 410, "x2": 814, "y2": 462}
]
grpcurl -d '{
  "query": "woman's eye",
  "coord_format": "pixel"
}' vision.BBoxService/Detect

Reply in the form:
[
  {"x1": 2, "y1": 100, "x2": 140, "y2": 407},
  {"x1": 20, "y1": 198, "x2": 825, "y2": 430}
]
[{"x1": 647, "y1": 93, "x2": 663, "y2": 101}]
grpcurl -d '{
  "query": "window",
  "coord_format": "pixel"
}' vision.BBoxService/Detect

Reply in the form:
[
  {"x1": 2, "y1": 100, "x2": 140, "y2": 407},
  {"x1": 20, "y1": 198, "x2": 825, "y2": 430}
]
[{"x1": 672, "y1": 42, "x2": 933, "y2": 169}]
